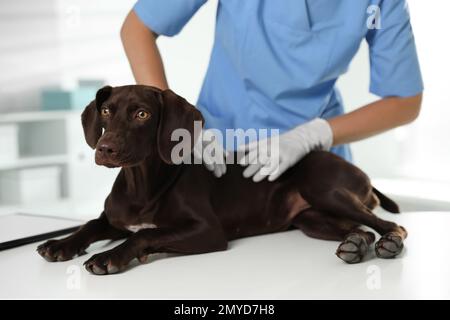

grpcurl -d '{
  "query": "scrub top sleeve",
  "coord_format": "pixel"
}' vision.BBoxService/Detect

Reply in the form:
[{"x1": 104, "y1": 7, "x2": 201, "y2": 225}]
[
  {"x1": 366, "y1": 0, "x2": 423, "y2": 98},
  {"x1": 133, "y1": 0, "x2": 207, "y2": 37}
]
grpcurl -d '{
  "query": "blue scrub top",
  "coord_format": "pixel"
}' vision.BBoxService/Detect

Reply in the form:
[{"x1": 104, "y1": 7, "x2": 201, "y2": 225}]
[{"x1": 134, "y1": 0, "x2": 423, "y2": 161}]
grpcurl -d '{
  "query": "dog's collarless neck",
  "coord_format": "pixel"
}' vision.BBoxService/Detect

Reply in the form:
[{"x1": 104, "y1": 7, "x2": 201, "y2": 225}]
[{"x1": 122, "y1": 155, "x2": 182, "y2": 206}]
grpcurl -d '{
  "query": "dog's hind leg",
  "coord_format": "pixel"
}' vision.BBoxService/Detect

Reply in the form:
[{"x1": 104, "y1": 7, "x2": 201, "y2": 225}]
[
  {"x1": 293, "y1": 209, "x2": 355, "y2": 241},
  {"x1": 292, "y1": 209, "x2": 375, "y2": 263},
  {"x1": 309, "y1": 189, "x2": 407, "y2": 260}
]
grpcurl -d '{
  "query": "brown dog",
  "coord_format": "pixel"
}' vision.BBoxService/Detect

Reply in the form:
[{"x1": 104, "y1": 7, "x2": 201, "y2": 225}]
[{"x1": 37, "y1": 85, "x2": 407, "y2": 275}]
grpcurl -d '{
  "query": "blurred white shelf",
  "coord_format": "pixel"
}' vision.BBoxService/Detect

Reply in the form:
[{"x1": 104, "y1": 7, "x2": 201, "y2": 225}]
[
  {"x1": 0, "y1": 110, "x2": 79, "y2": 123},
  {"x1": 0, "y1": 154, "x2": 68, "y2": 171}
]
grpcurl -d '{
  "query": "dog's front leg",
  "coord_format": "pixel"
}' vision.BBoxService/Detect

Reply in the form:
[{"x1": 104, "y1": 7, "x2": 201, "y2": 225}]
[
  {"x1": 37, "y1": 212, "x2": 130, "y2": 262},
  {"x1": 84, "y1": 225, "x2": 227, "y2": 275}
]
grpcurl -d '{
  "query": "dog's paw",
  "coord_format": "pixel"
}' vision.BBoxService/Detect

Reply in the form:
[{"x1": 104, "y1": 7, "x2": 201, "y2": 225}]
[
  {"x1": 375, "y1": 232, "x2": 404, "y2": 259},
  {"x1": 336, "y1": 233, "x2": 369, "y2": 264},
  {"x1": 37, "y1": 239, "x2": 86, "y2": 262},
  {"x1": 84, "y1": 248, "x2": 132, "y2": 275}
]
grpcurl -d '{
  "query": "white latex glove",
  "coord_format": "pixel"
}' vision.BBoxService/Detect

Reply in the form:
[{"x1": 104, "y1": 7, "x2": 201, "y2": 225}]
[
  {"x1": 238, "y1": 118, "x2": 333, "y2": 182},
  {"x1": 193, "y1": 129, "x2": 228, "y2": 178}
]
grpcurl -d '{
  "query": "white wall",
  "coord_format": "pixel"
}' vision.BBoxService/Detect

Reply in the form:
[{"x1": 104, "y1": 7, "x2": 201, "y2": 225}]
[
  {"x1": 401, "y1": 0, "x2": 450, "y2": 182},
  {"x1": 0, "y1": 0, "x2": 135, "y2": 113},
  {"x1": 0, "y1": 0, "x2": 216, "y2": 113},
  {"x1": 337, "y1": 0, "x2": 450, "y2": 181}
]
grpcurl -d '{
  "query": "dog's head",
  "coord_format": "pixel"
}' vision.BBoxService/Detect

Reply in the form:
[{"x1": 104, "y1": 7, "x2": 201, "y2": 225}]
[{"x1": 81, "y1": 85, "x2": 203, "y2": 168}]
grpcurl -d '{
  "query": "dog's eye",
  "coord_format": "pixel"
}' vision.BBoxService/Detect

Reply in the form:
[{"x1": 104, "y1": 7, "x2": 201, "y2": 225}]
[
  {"x1": 100, "y1": 107, "x2": 111, "y2": 117},
  {"x1": 136, "y1": 110, "x2": 150, "y2": 120}
]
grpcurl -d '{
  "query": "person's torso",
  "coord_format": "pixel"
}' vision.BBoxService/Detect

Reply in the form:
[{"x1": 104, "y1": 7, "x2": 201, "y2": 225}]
[{"x1": 197, "y1": 0, "x2": 378, "y2": 158}]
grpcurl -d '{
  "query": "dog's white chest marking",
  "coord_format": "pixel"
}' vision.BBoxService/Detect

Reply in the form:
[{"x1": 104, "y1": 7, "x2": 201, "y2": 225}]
[{"x1": 126, "y1": 223, "x2": 157, "y2": 233}]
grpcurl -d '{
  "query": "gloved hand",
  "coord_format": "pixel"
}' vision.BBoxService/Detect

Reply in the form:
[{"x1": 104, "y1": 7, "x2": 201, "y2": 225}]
[
  {"x1": 193, "y1": 128, "x2": 228, "y2": 178},
  {"x1": 238, "y1": 118, "x2": 333, "y2": 182}
]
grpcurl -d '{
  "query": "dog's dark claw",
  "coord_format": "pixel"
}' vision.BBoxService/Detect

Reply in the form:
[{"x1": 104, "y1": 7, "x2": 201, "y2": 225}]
[
  {"x1": 375, "y1": 233, "x2": 404, "y2": 259},
  {"x1": 336, "y1": 233, "x2": 369, "y2": 264}
]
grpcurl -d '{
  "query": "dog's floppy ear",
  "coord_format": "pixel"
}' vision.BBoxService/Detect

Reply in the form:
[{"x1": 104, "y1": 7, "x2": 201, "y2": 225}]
[
  {"x1": 157, "y1": 89, "x2": 204, "y2": 164},
  {"x1": 81, "y1": 86, "x2": 112, "y2": 149}
]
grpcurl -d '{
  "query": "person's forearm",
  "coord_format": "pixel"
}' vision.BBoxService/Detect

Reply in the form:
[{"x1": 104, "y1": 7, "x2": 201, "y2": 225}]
[
  {"x1": 328, "y1": 94, "x2": 422, "y2": 146},
  {"x1": 120, "y1": 10, "x2": 169, "y2": 89}
]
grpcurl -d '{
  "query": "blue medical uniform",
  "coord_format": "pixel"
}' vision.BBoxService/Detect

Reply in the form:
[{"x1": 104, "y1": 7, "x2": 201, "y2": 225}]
[{"x1": 134, "y1": 0, "x2": 423, "y2": 160}]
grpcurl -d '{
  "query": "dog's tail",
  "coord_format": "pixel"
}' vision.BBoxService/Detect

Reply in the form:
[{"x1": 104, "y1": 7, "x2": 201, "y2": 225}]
[{"x1": 372, "y1": 187, "x2": 400, "y2": 213}]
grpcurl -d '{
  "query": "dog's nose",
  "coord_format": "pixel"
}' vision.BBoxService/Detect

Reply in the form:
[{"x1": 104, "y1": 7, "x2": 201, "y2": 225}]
[{"x1": 97, "y1": 143, "x2": 117, "y2": 157}]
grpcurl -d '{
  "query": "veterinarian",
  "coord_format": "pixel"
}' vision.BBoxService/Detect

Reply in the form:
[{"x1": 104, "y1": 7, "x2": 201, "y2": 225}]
[{"x1": 121, "y1": 0, "x2": 423, "y2": 181}]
